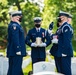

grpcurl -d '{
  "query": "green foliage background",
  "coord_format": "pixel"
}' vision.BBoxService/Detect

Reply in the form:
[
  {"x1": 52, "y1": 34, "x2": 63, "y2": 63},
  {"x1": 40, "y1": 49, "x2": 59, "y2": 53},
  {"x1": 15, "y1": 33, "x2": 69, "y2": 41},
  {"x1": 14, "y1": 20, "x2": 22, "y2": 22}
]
[
  {"x1": 0, "y1": 0, "x2": 76, "y2": 74},
  {"x1": 0, "y1": 0, "x2": 76, "y2": 52}
]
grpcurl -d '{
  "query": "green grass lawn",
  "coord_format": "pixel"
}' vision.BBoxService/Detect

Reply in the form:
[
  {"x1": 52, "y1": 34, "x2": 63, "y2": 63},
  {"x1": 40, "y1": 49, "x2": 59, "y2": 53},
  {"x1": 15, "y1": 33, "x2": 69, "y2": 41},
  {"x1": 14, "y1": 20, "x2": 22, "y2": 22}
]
[{"x1": 23, "y1": 62, "x2": 32, "y2": 75}]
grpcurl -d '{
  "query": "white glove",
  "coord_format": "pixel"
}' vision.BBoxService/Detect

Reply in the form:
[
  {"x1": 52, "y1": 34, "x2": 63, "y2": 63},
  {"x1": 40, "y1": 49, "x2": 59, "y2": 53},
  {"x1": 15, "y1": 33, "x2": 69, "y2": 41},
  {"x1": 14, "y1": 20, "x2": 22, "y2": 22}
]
[
  {"x1": 31, "y1": 43, "x2": 37, "y2": 47},
  {"x1": 52, "y1": 38, "x2": 58, "y2": 44},
  {"x1": 39, "y1": 43, "x2": 46, "y2": 47},
  {"x1": 62, "y1": 53, "x2": 67, "y2": 57},
  {"x1": 48, "y1": 29, "x2": 53, "y2": 35},
  {"x1": 16, "y1": 51, "x2": 21, "y2": 55}
]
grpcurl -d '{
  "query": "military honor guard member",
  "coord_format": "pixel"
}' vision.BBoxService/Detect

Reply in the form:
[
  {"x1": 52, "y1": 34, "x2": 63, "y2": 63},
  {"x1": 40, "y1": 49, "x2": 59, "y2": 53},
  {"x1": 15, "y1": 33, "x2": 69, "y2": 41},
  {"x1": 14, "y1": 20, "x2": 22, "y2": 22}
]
[
  {"x1": 7, "y1": 11, "x2": 26, "y2": 75},
  {"x1": 50, "y1": 11, "x2": 73, "y2": 75},
  {"x1": 25, "y1": 17, "x2": 51, "y2": 69}
]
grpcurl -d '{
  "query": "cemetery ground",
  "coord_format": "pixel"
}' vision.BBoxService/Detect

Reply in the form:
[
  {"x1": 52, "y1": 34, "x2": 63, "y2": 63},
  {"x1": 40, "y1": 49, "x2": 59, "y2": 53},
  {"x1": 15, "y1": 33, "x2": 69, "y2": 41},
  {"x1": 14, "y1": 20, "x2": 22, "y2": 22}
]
[
  {"x1": 23, "y1": 56, "x2": 76, "y2": 75},
  {"x1": 0, "y1": 52, "x2": 76, "y2": 75},
  {"x1": 23, "y1": 56, "x2": 50, "y2": 75},
  {"x1": 0, "y1": 44, "x2": 76, "y2": 75}
]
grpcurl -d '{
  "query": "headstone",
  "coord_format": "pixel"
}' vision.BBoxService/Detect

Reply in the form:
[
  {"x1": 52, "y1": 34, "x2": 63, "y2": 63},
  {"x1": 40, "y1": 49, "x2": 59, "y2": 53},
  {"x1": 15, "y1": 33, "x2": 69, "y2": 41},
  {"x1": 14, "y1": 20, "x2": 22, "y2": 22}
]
[
  {"x1": 46, "y1": 50, "x2": 50, "y2": 55},
  {"x1": 22, "y1": 57, "x2": 31, "y2": 68},
  {"x1": 0, "y1": 52, "x2": 4, "y2": 56},
  {"x1": 47, "y1": 55, "x2": 55, "y2": 63},
  {"x1": 71, "y1": 57, "x2": 76, "y2": 75},
  {"x1": 32, "y1": 71, "x2": 64, "y2": 75},
  {"x1": 71, "y1": 63, "x2": 76, "y2": 75},
  {"x1": 0, "y1": 56, "x2": 8, "y2": 75},
  {"x1": 33, "y1": 61, "x2": 55, "y2": 74},
  {"x1": 27, "y1": 51, "x2": 31, "y2": 56}
]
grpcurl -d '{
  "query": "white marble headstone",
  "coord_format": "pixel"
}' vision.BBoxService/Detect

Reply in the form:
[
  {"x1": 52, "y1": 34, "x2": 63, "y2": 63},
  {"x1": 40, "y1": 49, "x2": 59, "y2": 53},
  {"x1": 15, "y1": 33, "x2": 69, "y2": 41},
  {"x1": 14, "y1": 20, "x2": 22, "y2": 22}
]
[
  {"x1": 22, "y1": 57, "x2": 31, "y2": 68},
  {"x1": 71, "y1": 57, "x2": 76, "y2": 75},
  {"x1": 0, "y1": 56, "x2": 8, "y2": 75},
  {"x1": 32, "y1": 71, "x2": 64, "y2": 75},
  {"x1": 33, "y1": 61, "x2": 55, "y2": 74}
]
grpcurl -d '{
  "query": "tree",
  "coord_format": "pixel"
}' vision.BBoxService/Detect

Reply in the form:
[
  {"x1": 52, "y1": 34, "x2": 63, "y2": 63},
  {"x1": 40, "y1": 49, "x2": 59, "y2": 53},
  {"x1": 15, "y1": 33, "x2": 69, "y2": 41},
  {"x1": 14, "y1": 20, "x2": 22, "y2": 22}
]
[
  {"x1": 0, "y1": 26, "x2": 7, "y2": 49},
  {"x1": 42, "y1": 0, "x2": 76, "y2": 31},
  {"x1": 0, "y1": 0, "x2": 76, "y2": 50},
  {"x1": 0, "y1": 0, "x2": 41, "y2": 49},
  {"x1": 7, "y1": 0, "x2": 41, "y2": 33},
  {"x1": 42, "y1": 0, "x2": 76, "y2": 51}
]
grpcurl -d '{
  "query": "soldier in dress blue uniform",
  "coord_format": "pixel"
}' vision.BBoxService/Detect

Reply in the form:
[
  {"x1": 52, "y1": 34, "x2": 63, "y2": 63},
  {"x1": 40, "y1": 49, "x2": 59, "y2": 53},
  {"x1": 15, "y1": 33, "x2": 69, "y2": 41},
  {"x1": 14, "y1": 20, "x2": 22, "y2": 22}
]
[
  {"x1": 50, "y1": 11, "x2": 73, "y2": 75},
  {"x1": 7, "y1": 11, "x2": 26, "y2": 75},
  {"x1": 25, "y1": 17, "x2": 51, "y2": 69}
]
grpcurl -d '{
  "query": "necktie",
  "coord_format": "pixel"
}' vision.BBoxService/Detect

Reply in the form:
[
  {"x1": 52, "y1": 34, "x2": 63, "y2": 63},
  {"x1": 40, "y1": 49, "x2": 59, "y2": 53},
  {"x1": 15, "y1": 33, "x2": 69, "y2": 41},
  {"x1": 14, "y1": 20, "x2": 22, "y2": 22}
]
[
  {"x1": 37, "y1": 29, "x2": 39, "y2": 32},
  {"x1": 37, "y1": 29, "x2": 39, "y2": 37}
]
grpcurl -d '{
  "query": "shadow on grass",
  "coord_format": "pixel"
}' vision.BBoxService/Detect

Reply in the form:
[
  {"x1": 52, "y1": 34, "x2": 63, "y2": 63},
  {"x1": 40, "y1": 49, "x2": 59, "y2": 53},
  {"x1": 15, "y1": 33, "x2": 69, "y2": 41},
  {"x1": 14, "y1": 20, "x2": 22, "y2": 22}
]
[{"x1": 23, "y1": 62, "x2": 32, "y2": 75}]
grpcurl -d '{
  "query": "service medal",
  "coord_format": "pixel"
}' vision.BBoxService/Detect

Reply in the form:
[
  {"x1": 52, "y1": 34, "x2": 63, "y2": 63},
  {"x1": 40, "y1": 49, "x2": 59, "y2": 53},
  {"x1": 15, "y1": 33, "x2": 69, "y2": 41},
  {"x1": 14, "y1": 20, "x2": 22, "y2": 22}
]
[{"x1": 42, "y1": 32, "x2": 44, "y2": 38}]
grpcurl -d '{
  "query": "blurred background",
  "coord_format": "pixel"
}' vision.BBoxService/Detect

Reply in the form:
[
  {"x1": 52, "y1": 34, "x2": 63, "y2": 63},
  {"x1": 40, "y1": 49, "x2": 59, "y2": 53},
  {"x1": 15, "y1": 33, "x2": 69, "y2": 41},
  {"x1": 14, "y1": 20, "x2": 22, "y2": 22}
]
[
  {"x1": 0, "y1": 0, "x2": 76, "y2": 54},
  {"x1": 0, "y1": 0, "x2": 76, "y2": 75}
]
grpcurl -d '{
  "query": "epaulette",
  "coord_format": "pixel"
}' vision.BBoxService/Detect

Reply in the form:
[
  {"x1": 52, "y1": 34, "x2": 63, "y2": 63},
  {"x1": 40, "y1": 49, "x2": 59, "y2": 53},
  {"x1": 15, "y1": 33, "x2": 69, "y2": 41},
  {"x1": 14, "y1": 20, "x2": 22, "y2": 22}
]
[{"x1": 62, "y1": 24, "x2": 73, "y2": 34}]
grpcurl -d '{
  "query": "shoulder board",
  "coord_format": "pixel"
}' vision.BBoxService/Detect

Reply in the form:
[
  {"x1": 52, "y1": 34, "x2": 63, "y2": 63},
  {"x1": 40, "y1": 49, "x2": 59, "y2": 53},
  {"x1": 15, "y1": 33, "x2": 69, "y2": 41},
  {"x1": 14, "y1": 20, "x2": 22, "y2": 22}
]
[
  {"x1": 12, "y1": 23, "x2": 17, "y2": 26},
  {"x1": 62, "y1": 24, "x2": 73, "y2": 34}
]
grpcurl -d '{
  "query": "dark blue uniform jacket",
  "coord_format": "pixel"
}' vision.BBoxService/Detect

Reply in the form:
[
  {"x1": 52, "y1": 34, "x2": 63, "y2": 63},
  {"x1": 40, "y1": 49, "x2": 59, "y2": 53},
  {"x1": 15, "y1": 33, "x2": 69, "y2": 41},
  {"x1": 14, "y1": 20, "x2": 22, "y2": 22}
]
[
  {"x1": 25, "y1": 28, "x2": 51, "y2": 58},
  {"x1": 50, "y1": 22, "x2": 73, "y2": 57},
  {"x1": 7, "y1": 21, "x2": 26, "y2": 57}
]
